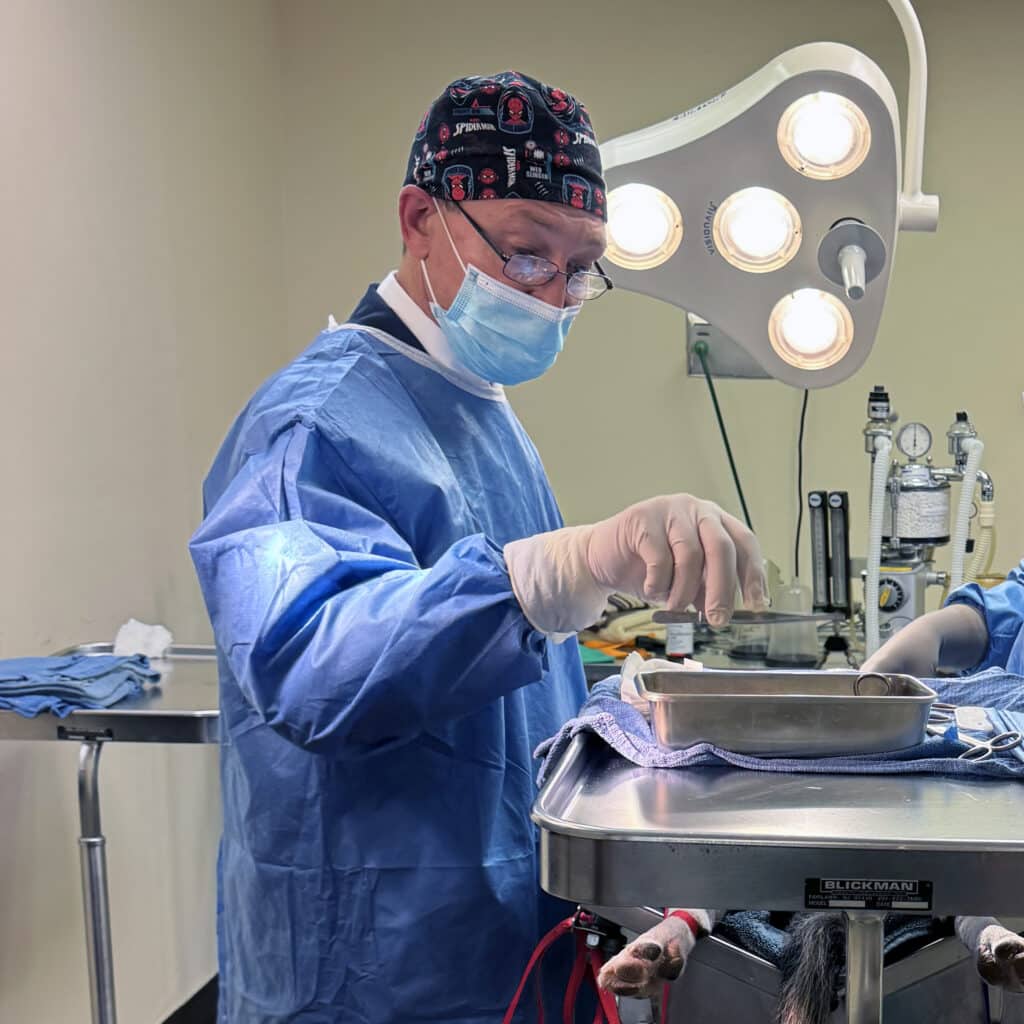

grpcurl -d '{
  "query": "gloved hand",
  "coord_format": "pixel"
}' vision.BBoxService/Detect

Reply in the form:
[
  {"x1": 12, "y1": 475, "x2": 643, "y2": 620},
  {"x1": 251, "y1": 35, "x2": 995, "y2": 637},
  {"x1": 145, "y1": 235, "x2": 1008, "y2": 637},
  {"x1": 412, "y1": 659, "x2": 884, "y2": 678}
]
[
  {"x1": 504, "y1": 495, "x2": 766, "y2": 638},
  {"x1": 957, "y1": 916, "x2": 1024, "y2": 992},
  {"x1": 861, "y1": 603, "x2": 989, "y2": 676},
  {"x1": 597, "y1": 910, "x2": 715, "y2": 998}
]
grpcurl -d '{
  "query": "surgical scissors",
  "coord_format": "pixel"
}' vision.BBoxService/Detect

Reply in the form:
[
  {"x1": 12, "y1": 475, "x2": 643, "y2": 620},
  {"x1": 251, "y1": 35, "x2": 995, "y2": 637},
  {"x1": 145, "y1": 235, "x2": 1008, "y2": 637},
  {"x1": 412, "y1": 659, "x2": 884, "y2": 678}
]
[{"x1": 927, "y1": 703, "x2": 1024, "y2": 761}]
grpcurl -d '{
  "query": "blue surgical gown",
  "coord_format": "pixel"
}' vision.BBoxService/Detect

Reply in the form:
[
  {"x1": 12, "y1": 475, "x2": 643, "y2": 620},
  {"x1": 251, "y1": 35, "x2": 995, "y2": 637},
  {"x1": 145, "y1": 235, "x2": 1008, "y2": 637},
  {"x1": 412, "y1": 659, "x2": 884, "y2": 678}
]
[
  {"x1": 948, "y1": 560, "x2": 1024, "y2": 674},
  {"x1": 189, "y1": 287, "x2": 588, "y2": 1023}
]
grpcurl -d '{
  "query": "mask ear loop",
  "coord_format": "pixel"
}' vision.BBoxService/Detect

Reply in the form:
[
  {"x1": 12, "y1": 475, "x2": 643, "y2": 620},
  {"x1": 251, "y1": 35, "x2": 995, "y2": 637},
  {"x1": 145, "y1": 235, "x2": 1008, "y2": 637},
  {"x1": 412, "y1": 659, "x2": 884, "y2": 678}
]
[
  {"x1": 420, "y1": 198, "x2": 467, "y2": 307},
  {"x1": 420, "y1": 259, "x2": 440, "y2": 307},
  {"x1": 433, "y1": 199, "x2": 467, "y2": 272}
]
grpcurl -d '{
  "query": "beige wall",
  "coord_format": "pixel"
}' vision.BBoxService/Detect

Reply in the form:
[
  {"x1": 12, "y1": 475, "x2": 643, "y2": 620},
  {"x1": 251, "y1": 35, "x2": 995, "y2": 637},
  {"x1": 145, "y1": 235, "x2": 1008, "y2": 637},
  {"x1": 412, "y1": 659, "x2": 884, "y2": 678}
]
[
  {"x1": 0, "y1": 2, "x2": 283, "y2": 1020},
  {"x1": 279, "y1": 0, "x2": 1024, "y2": 587}
]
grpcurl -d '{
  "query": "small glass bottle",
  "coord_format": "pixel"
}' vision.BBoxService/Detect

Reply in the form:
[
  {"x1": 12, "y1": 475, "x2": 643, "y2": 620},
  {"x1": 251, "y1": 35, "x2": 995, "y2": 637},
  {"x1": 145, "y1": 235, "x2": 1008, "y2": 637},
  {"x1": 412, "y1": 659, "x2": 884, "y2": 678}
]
[{"x1": 665, "y1": 621, "x2": 695, "y2": 661}]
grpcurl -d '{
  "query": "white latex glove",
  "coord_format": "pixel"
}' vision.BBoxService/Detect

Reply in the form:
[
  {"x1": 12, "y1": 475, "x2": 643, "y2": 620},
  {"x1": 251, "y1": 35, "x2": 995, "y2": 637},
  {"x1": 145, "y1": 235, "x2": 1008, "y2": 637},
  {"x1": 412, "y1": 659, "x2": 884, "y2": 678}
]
[
  {"x1": 957, "y1": 916, "x2": 1024, "y2": 992},
  {"x1": 597, "y1": 910, "x2": 716, "y2": 998},
  {"x1": 504, "y1": 495, "x2": 766, "y2": 639},
  {"x1": 861, "y1": 603, "x2": 989, "y2": 677}
]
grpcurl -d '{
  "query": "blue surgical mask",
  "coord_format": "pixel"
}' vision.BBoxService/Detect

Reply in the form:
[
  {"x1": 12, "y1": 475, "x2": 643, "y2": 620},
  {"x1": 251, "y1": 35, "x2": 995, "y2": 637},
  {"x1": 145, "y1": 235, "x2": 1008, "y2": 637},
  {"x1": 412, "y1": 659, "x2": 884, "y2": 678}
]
[{"x1": 420, "y1": 203, "x2": 580, "y2": 386}]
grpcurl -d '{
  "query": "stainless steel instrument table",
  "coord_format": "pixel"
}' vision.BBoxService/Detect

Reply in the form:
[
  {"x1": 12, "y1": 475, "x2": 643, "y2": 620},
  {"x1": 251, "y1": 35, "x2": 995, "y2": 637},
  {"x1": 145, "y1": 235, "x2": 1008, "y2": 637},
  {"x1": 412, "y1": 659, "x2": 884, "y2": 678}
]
[
  {"x1": 0, "y1": 644, "x2": 219, "y2": 1024},
  {"x1": 535, "y1": 734, "x2": 1024, "y2": 1024}
]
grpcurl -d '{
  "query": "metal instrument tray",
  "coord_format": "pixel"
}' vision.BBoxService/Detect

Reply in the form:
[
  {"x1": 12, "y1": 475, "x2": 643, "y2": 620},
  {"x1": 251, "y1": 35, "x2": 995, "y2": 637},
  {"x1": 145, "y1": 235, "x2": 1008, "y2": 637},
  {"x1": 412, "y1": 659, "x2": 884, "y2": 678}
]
[{"x1": 636, "y1": 669, "x2": 936, "y2": 757}]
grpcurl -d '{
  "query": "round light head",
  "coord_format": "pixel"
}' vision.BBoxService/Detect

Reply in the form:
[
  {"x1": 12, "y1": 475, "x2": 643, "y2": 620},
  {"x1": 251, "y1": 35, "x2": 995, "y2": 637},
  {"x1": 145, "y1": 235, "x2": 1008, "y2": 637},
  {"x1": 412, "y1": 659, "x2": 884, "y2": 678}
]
[
  {"x1": 778, "y1": 92, "x2": 871, "y2": 180},
  {"x1": 605, "y1": 184, "x2": 684, "y2": 270},
  {"x1": 768, "y1": 289, "x2": 854, "y2": 370},
  {"x1": 713, "y1": 187, "x2": 802, "y2": 274}
]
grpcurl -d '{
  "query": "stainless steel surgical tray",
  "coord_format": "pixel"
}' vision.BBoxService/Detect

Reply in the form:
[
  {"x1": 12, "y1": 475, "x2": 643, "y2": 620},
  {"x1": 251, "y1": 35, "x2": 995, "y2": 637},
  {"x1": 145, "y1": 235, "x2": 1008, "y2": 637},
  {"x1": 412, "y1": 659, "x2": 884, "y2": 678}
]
[{"x1": 635, "y1": 670, "x2": 936, "y2": 757}]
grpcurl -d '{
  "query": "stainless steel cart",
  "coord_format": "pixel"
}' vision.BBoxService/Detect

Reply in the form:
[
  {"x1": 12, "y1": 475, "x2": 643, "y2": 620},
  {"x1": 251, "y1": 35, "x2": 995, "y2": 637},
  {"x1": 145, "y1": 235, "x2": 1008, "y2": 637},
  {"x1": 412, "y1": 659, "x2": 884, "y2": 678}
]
[
  {"x1": 534, "y1": 734, "x2": 1024, "y2": 1024},
  {"x1": 0, "y1": 644, "x2": 219, "y2": 1024}
]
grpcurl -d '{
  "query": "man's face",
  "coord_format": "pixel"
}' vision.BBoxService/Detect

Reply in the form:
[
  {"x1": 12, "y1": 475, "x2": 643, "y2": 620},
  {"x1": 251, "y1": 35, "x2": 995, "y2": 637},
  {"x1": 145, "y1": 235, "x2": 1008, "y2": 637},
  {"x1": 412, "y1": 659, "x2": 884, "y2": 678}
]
[{"x1": 426, "y1": 198, "x2": 607, "y2": 310}]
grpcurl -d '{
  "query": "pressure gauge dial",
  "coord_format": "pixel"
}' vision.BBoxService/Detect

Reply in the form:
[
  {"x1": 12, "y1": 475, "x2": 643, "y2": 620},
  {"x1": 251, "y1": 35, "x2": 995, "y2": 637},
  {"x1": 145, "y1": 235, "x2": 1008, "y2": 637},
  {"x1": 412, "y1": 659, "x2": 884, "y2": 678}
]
[{"x1": 896, "y1": 422, "x2": 932, "y2": 460}]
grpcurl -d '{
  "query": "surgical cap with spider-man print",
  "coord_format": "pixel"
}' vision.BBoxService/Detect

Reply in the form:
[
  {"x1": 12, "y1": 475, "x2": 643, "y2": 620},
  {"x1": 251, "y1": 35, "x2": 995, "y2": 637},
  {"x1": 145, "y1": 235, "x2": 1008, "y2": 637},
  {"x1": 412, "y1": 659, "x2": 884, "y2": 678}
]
[{"x1": 404, "y1": 71, "x2": 607, "y2": 221}]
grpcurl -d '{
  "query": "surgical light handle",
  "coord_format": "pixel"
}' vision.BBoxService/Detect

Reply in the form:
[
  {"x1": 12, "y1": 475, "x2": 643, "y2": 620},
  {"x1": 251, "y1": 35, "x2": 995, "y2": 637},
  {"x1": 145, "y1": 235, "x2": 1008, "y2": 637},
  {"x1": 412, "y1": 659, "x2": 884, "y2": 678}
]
[{"x1": 885, "y1": 0, "x2": 940, "y2": 231}]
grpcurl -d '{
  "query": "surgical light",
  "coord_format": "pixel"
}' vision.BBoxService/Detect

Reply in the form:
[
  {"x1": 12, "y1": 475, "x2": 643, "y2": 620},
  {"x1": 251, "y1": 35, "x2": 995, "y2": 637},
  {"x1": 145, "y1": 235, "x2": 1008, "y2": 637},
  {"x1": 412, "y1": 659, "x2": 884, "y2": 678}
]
[
  {"x1": 778, "y1": 92, "x2": 871, "y2": 180},
  {"x1": 769, "y1": 289, "x2": 854, "y2": 370},
  {"x1": 595, "y1": 0, "x2": 939, "y2": 389},
  {"x1": 713, "y1": 188, "x2": 802, "y2": 273},
  {"x1": 606, "y1": 184, "x2": 683, "y2": 270}
]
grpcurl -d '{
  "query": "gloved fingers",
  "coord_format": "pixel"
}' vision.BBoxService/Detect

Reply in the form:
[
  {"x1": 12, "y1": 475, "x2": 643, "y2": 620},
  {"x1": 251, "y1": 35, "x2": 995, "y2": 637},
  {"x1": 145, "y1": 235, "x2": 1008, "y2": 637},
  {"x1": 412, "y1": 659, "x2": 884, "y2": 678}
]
[
  {"x1": 721, "y1": 512, "x2": 768, "y2": 610},
  {"x1": 664, "y1": 520, "x2": 706, "y2": 611},
  {"x1": 859, "y1": 648, "x2": 894, "y2": 673},
  {"x1": 636, "y1": 524, "x2": 676, "y2": 605},
  {"x1": 860, "y1": 615, "x2": 940, "y2": 675},
  {"x1": 694, "y1": 512, "x2": 738, "y2": 627}
]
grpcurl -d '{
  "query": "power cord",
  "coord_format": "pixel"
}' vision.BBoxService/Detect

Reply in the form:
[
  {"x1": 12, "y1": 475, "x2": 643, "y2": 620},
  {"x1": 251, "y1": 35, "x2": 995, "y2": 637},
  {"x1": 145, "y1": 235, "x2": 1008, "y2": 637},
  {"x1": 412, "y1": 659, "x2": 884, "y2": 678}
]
[
  {"x1": 794, "y1": 389, "x2": 810, "y2": 580},
  {"x1": 694, "y1": 340, "x2": 755, "y2": 532}
]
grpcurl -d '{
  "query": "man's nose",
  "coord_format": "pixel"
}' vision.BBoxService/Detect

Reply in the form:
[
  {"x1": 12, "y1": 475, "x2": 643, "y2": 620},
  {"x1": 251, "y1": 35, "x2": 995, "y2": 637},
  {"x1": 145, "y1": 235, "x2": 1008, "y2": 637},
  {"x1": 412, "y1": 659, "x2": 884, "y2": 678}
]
[{"x1": 534, "y1": 277, "x2": 570, "y2": 308}]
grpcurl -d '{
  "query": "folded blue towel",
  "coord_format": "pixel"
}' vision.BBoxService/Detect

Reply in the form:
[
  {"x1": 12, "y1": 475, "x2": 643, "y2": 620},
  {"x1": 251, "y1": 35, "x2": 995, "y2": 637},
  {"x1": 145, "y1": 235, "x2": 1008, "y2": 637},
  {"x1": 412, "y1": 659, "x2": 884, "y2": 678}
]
[
  {"x1": 0, "y1": 655, "x2": 159, "y2": 718},
  {"x1": 536, "y1": 669, "x2": 1024, "y2": 787}
]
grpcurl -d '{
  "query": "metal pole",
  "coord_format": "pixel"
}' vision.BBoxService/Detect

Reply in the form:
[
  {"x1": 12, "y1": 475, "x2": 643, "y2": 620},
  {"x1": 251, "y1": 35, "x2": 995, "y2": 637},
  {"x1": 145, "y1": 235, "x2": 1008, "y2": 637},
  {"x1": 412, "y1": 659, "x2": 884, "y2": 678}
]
[
  {"x1": 78, "y1": 740, "x2": 117, "y2": 1024},
  {"x1": 845, "y1": 912, "x2": 885, "y2": 1024}
]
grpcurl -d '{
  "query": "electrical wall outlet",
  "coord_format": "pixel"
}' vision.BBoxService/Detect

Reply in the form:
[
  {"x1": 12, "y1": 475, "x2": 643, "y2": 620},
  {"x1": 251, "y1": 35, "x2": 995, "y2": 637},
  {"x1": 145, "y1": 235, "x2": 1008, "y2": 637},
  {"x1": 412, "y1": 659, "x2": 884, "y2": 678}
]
[{"x1": 686, "y1": 313, "x2": 772, "y2": 380}]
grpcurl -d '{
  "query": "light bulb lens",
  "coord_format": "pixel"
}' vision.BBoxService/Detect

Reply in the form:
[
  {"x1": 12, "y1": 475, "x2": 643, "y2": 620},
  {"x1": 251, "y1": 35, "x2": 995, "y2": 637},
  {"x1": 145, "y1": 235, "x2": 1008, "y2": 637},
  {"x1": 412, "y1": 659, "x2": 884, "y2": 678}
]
[
  {"x1": 769, "y1": 289, "x2": 854, "y2": 369},
  {"x1": 713, "y1": 187, "x2": 802, "y2": 273},
  {"x1": 605, "y1": 184, "x2": 684, "y2": 270},
  {"x1": 778, "y1": 93, "x2": 871, "y2": 180}
]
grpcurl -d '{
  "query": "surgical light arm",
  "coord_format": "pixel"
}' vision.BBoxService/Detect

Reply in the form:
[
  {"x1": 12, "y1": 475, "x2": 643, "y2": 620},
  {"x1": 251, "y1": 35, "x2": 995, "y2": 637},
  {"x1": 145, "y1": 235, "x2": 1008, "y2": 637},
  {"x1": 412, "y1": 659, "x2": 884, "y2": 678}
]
[{"x1": 885, "y1": 0, "x2": 940, "y2": 230}]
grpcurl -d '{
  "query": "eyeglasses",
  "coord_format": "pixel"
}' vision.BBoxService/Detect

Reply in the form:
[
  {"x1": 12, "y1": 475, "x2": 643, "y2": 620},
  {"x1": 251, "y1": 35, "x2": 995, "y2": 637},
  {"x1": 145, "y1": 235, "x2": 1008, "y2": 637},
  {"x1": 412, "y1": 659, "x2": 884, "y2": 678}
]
[{"x1": 453, "y1": 204, "x2": 614, "y2": 303}]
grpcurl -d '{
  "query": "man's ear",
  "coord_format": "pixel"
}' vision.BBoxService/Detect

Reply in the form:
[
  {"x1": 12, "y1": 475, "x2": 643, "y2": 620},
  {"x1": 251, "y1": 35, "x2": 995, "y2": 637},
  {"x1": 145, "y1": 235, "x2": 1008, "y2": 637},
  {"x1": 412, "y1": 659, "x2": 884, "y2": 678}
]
[{"x1": 398, "y1": 185, "x2": 436, "y2": 260}]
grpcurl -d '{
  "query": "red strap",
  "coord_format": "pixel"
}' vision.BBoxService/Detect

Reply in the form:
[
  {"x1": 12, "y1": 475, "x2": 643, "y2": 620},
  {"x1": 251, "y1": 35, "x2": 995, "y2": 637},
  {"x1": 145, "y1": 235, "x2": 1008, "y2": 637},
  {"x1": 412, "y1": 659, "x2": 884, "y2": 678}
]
[
  {"x1": 583, "y1": 966, "x2": 605, "y2": 1024},
  {"x1": 588, "y1": 949, "x2": 621, "y2": 1024},
  {"x1": 667, "y1": 909, "x2": 702, "y2": 938},
  {"x1": 562, "y1": 932, "x2": 589, "y2": 1024},
  {"x1": 502, "y1": 916, "x2": 574, "y2": 1024},
  {"x1": 504, "y1": 915, "x2": 622, "y2": 1024}
]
